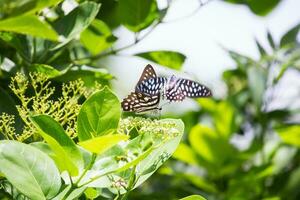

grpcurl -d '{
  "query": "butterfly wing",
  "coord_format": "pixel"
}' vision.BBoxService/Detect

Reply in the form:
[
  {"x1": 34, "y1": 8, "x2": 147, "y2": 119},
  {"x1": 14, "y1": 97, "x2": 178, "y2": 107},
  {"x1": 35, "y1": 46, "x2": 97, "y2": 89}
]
[
  {"x1": 165, "y1": 89, "x2": 186, "y2": 102},
  {"x1": 135, "y1": 64, "x2": 157, "y2": 89},
  {"x1": 121, "y1": 92, "x2": 161, "y2": 113},
  {"x1": 165, "y1": 78, "x2": 212, "y2": 102},
  {"x1": 177, "y1": 78, "x2": 212, "y2": 97},
  {"x1": 136, "y1": 77, "x2": 167, "y2": 95}
]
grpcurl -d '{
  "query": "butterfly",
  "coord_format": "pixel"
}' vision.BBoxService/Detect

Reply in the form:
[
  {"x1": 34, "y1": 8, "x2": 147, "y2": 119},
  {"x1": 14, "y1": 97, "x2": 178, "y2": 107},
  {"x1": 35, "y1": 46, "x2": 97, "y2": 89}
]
[
  {"x1": 121, "y1": 64, "x2": 162, "y2": 113},
  {"x1": 136, "y1": 75, "x2": 212, "y2": 102}
]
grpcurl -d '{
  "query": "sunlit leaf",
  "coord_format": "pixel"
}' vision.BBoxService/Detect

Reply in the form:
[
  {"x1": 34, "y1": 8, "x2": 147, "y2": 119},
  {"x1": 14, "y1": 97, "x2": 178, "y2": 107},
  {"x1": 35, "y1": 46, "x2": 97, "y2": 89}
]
[
  {"x1": 0, "y1": 141, "x2": 61, "y2": 200},
  {"x1": 30, "y1": 115, "x2": 83, "y2": 176},
  {"x1": 78, "y1": 134, "x2": 129, "y2": 154},
  {"x1": 77, "y1": 87, "x2": 121, "y2": 141},
  {"x1": 214, "y1": 101, "x2": 235, "y2": 138},
  {"x1": 119, "y1": 0, "x2": 159, "y2": 32},
  {"x1": 80, "y1": 19, "x2": 117, "y2": 55},
  {"x1": 0, "y1": 0, "x2": 63, "y2": 17},
  {"x1": 276, "y1": 125, "x2": 300, "y2": 148},
  {"x1": 134, "y1": 119, "x2": 184, "y2": 188},
  {"x1": 135, "y1": 51, "x2": 186, "y2": 70},
  {"x1": 173, "y1": 143, "x2": 199, "y2": 165},
  {"x1": 0, "y1": 15, "x2": 58, "y2": 41},
  {"x1": 179, "y1": 195, "x2": 207, "y2": 200}
]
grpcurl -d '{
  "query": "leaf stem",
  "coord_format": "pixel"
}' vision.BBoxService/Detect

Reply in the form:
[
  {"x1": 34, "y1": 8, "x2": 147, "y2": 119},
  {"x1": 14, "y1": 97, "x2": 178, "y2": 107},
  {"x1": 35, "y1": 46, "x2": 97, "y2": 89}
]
[{"x1": 75, "y1": 153, "x2": 97, "y2": 186}]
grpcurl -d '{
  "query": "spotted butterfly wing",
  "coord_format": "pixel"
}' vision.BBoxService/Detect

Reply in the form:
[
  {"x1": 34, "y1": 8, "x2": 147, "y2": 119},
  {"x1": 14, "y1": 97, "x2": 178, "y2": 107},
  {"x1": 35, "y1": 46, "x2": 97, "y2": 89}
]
[
  {"x1": 135, "y1": 77, "x2": 167, "y2": 95},
  {"x1": 121, "y1": 92, "x2": 161, "y2": 113},
  {"x1": 135, "y1": 64, "x2": 157, "y2": 91},
  {"x1": 166, "y1": 78, "x2": 212, "y2": 102},
  {"x1": 122, "y1": 64, "x2": 161, "y2": 113}
]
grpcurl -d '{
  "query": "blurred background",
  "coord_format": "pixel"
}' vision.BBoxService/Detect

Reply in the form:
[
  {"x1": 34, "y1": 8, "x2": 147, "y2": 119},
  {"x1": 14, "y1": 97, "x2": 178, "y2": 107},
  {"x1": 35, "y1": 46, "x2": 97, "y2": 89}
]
[{"x1": 0, "y1": 0, "x2": 300, "y2": 199}]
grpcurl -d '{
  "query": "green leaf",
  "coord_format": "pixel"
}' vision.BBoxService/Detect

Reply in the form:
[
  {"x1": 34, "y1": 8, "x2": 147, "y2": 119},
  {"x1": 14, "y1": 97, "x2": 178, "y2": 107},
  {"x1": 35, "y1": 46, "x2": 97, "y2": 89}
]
[
  {"x1": 77, "y1": 87, "x2": 121, "y2": 141},
  {"x1": 173, "y1": 143, "x2": 199, "y2": 165},
  {"x1": 0, "y1": 140, "x2": 61, "y2": 200},
  {"x1": 214, "y1": 101, "x2": 235, "y2": 138},
  {"x1": 247, "y1": 66, "x2": 266, "y2": 107},
  {"x1": 78, "y1": 134, "x2": 129, "y2": 154},
  {"x1": 84, "y1": 188, "x2": 100, "y2": 199},
  {"x1": 276, "y1": 125, "x2": 300, "y2": 148},
  {"x1": 119, "y1": 0, "x2": 159, "y2": 32},
  {"x1": 134, "y1": 119, "x2": 184, "y2": 188},
  {"x1": 135, "y1": 51, "x2": 186, "y2": 70},
  {"x1": 0, "y1": 32, "x2": 31, "y2": 60},
  {"x1": 65, "y1": 187, "x2": 87, "y2": 200},
  {"x1": 189, "y1": 125, "x2": 235, "y2": 171},
  {"x1": 225, "y1": 0, "x2": 281, "y2": 16},
  {"x1": 255, "y1": 38, "x2": 267, "y2": 56},
  {"x1": 179, "y1": 195, "x2": 207, "y2": 200},
  {"x1": 30, "y1": 114, "x2": 83, "y2": 176},
  {"x1": 27, "y1": 64, "x2": 61, "y2": 78},
  {"x1": 280, "y1": 23, "x2": 300, "y2": 47},
  {"x1": 267, "y1": 30, "x2": 276, "y2": 49},
  {"x1": 0, "y1": 15, "x2": 58, "y2": 41},
  {"x1": 55, "y1": 70, "x2": 113, "y2": 87},
  {"x1": 53, "y1": 2, "x2": 100, "y2": 49},
  {"x1": 80, "y1": 19, "x2": 117, "y2": 55},
  {"x1": 0, "y1": 0, "x2": 63, "y2": 17}
]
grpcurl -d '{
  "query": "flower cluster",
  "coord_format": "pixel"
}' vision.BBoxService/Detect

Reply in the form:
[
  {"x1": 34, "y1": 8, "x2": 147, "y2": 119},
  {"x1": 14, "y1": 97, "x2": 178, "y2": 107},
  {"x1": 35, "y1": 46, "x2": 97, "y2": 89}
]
[
  {"x1": 118, "y1": 117, "x2": 179, "y2": 141},
  {"x1": 0, "y1": 72, "x2": 94, "y2": 141}
]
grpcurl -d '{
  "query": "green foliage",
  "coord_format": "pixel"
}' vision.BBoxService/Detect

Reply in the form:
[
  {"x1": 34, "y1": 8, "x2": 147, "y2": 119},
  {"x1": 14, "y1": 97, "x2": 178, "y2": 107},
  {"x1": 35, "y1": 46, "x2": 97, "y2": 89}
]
[
  {"x1": 119, "y1": 0, "x2": 159, "y2": 32},
  {"x1": 30, "y1": 114, "x2": 84, "y2": 175},
  {"x1": 225, "y1": 0, "x2": 282, "y2": 16},
  {"x1": 132, "y1": 25, "x2": 300, "y2": 200},
  {"x1": 0, "y1": 73, "x2": 184, "y2": 199},
  {"x1": 135, "y1": 51, "x2": 186, "y2": 70},
  {"x1": 0, "y1": 0, "x2": 299, "y2": 199},
  {"x1": 0, "y1": 15, "x2": 58, "y2": 41},
  {"x1": 77, "y1": 87, "x2": 121, "y2": 141},
  {"x1": 0, "y1": 140, "x2": 61, "y2": 200}
]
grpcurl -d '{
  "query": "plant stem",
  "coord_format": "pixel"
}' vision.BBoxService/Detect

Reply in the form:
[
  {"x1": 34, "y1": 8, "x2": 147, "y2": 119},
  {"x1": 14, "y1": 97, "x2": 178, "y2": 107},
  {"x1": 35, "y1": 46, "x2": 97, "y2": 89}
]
[{"x1": 75, "y1": 153, "x2": 97, "y2": 186}]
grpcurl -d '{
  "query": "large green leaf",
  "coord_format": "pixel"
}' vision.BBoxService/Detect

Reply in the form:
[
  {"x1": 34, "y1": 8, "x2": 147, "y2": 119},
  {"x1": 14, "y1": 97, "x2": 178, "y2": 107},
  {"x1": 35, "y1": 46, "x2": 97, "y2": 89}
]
[
  {"x1": 0, "y1": 0, "x2": 63, "y2": 17},
  {"x1": 134, "y1": 119, "x2": 184, "y2": 188},
  {"x1": 53, "y1": 2, "x2": 100, "y2": 49},
  {"x1": 180, "y1": 195, "x2": 207, "y2": 200},
  {"x1": 135, "y1": 51, "x2": 186, "y2": 70},
  {"x1": 118, "y1": 0, "x2": 159, "y2": 32},
  {"x1": 0, "y1": 140, "x2": 61, "y2": 200},
  {"x1": 78, "y1": 134, "x2": 129, "y2": 154},
  {"x1": 77, "y1": 87, "x2": 121, "y2": 141},
  {"x1": 276, "y1": 125, "x2": 300, "y2": 148},
  {"x1": 225, "y1": 0, "x2": 281, "y2": 16},
  {"x1": 80, "y1": 19, "x2": 117, "y2": 55},
  {"x1": 0, "y1": 15, "x2": 58, "y2": 41},
  {"x1": 31, "y1": 114, "x2": 83, "y2": 176},
  {"x1": 80, "y1": 118, "x2": 184, "y2": 191}
]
